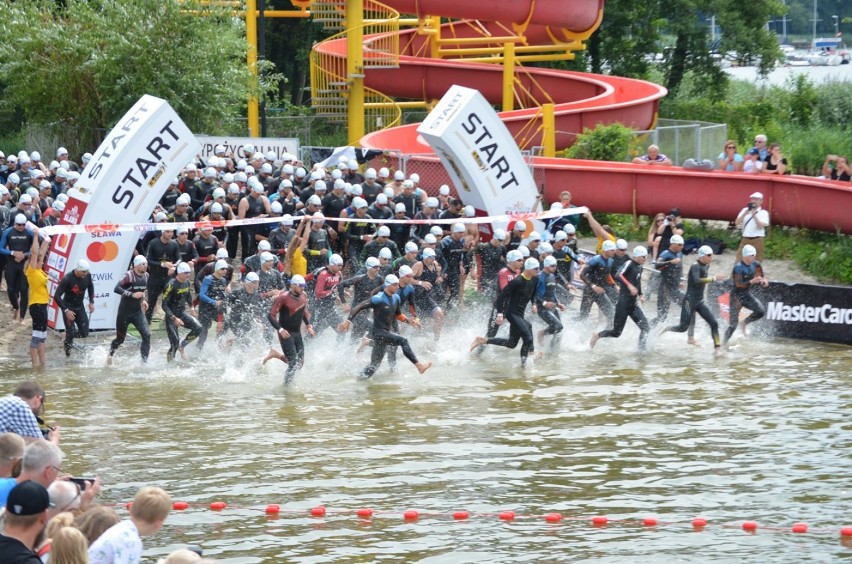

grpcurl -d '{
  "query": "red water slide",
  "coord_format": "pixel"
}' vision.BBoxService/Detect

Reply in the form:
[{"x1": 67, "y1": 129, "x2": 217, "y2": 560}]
[{"x1": 344, "y1": 0, "x2": 852, "y2": 234}]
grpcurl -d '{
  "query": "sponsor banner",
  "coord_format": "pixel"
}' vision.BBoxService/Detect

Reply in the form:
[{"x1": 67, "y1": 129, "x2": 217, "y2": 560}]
[
  {"x1": 196, "y1": 136, "x2": 300, "y2": 162},
  {"x1": 752, "y1": 281, "x2": 852, "y2": 345},
  {"x1": 39, "y1": 207, "x2": 587, "y2": 238},
  {"x1": 48, "y1": 95, "x2": 200, "y2": 331},
  {"x1": 417, "y1": 85, "x2": 542, "y2": 237}
]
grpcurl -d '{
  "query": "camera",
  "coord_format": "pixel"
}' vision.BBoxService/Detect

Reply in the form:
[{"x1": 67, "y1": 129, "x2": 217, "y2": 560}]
[
  {"x1": 666, "y1": 214, "x2": 675, "y2": 222},
  {"x1": 747, "y1": 202, "x2": 756, "y2": 210},
  {"x1": 68, "y1": 477, "x2": 96, "y2": 490}
]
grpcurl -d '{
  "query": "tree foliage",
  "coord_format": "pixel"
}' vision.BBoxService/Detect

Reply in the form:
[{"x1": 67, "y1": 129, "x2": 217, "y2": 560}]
[
  {"x1": 0, "y1": 0, "x2": 266, "y2": 147},
  {"x1": 564, "y1": 123, "x2": 636, "y2": 161}
]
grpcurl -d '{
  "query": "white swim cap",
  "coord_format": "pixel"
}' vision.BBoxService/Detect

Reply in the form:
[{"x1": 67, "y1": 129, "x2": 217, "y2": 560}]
[
  {"x1": 377, "y1": 226, "x2": 391, "y2": 237},
  {"x1": 524, "y1": 258, "x2": 540, "y2": 270},
  {"x1": 742, "y1": 244, "x2": 757, "y2": 257},
  {"x1": 602, "y1": 240, "x2": 617, "y2": 252},
  {"x1": 398, "y1": 265, "x2": 413, "y2": 277},
  {"x1": 215, "y1": 259, "x2": 229, "y2": 270},
  {"x1": 633, "y1": 246, "x2": 648, "y2": 258},
  {"x1": 384, "y1": 274, "x2": 400, "y2": 285},
  {"x1": 258, "y1": 240, "x2": 272, "y2": 251},
  {"x1": 404, "y1": 241, "x2": 418, "y2": 253},
  {"x1": 177, "y1": 262, "x2": 192, "y2": 274},
  {"x1": 697, "y1": 245, "x2": 714, "y2": 258},
  {"x1": 329, "y1": 254, "x2": 343, "y2": 266}
]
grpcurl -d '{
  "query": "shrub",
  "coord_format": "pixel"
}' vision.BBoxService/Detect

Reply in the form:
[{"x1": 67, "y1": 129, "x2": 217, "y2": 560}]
[{"x1": 565, "y1": 123, "x2": 636, "y2": 161}]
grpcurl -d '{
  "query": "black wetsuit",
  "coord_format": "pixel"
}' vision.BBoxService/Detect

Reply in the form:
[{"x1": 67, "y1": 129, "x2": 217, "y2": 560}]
[
  {"x1": 338, "y1": 271, "x2": 384, "y2": 342},
  {"x1": 476, "y1": 242, "x2": 506, "y2": 302},
  {"x1": 665, "y1": 261, "x2": 720, "y2": 347},
  {"x1": 0, "y1": 225, "x2": 34, "y2": 315},
  {"x1": 578, "y1": 254, "x2": 615, "y2": 322},
  {"x1": 535, "y1": 269, "x2": 563, "y2": 340},
  {"x1": 723, "y1": 260, "x2": 766, "y2": 343},
  {"x1": 197, "y1": 273, "x2": 229, "y2": 349},
  {"x1": 596, "y1": 259, "x2": 650, "y2": 348},
  {"x1": 487, "y1": 272, "x2": 537, "y2": 365},
  {"x1": 54, "y1": 270, "x2": 95, "y2": 355},
  {"x1": 109, "y1": 269, "x2": 151, "y2": 361},
  {"x1": 349, "y1": 290, "x2": 420, "y2": 378},
  {"x1": 162, "y1": 276, "x2": 202, "y2": 361},
  {"x1": 226, "y1": 286, "x2": 263, "y2": 338},
  {"x1": 145, "y1": 236, "x2": 180, "y2": 324},
  {"x1": 268, "y1": 290, "x2": 311, "y2": 383}
]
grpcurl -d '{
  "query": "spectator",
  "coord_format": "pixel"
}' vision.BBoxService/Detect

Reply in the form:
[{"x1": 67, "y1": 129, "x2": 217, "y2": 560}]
[
  {"x1": 34, "y1": 510, "x2": 74, "y2": 561},
  {"x1": 0, "y1": 433, "x2": 25, "y2": 502},
  {"x1": 735, "y1": 192, "x2": 770, "y2": 261},
  {"x1": 0, "y1": 480, "x2": 53, "y2": 562},
  {"x1": 761, "y1": 143, "x2": 787, "y2": 175},
  {"x1": 9, "y1": 440, "x2": 64, "y2": 501},
  {"x1": 583, "y1": 210, "x2": 617, "y2": 254},
  {"x1": 632, "y1": 145, "x2": 673, "y2": 166},
  {"x1": 653, "y1": 208, "x2": 685, "y2": 260},
  {"x1": 46, "y1": 525, "x2": 88, "y2": 564},
  {"x1": 717, "y1": 140, "x2": 744, "y2": 171},
  {"x1": 0, "y1": 382, "x2": 59, "y2": 445},
  {"x1": 158, "y1": 548, "x2": 202, "y2": 564},
  {"x1": 88, "y1": 486, "x2": 172, "y2": 564},
  {"x1": 752, "y1": 134, "x2": 769, "y2": 161},
  {"x1": 742, "y1": 148, "x2": 763, "y2": 174},
  {"x1": 647, "y1": 213, "x2": 666, "y2": 257},
  {"x1": 72, "y1": 505, "x2": 120, "y2": 546},
  {"x1": 821, "y1": 154, "x2": 851, "y2": 181}
]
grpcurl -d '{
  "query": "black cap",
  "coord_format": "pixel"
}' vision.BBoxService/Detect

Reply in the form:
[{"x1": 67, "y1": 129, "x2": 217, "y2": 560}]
[
  {"x1": 669, "y1": 208, "x2": 681, "y2": 217},
  {"x1": 6, "y1": 480, "x2": 53, "y2": 515}
]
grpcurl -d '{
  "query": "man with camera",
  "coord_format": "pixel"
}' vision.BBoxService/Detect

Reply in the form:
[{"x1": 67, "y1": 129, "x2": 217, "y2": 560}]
[
  {"x1": 0, "y1": 382, "x2": 59, "y2": 445},
  {"x1": 735, "y1": 192, "x2": 770, "y2": 261},
  {"x1": 653, "y1": 208, "x2": 684, "y2": 260}
]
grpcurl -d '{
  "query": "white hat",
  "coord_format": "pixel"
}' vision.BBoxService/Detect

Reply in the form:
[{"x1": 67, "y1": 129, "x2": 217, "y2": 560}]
[
  {"x1": 18, "y1": 194, "x2": 32, "y2": 204},
  {"x1": 260, "y1": 163, "x2": 273, "y2": 174},
  {"x1": 185, "y1": 163, "x2": 198, "y2": 172},
  {"x1": 564, "y1": 224, "x2": 576, "y2": 235},
  {"x1": 697, "y1": 245, "x2": 714, "y2": 257},
  {"x1": 670, "y1": 234, "x2": 684, "y2": 245},
  {"x1": 329, "y1": 253, "x2": 344, "y2": 266},
  {"x1": 216, "y1": 248, "x2": 229, "y2": 259},
  {"x1": 133, "y1": 255, "x2": 148, "y2": 266},
  {"x1": 250, "y1": 181, "x2": 264, "y2": 193},
  {"x1": 315, "y1": 180, "x2": 327, "y2": 191},
  {"x1": 616, "y1": 239, "x2": 628, "y2": 250},
  {"x1": 430, "y1": 225, "x2": 443, "y2": 236},
  {"x1": 351, "y1": 184, "x2": 363, "y2": 196},
  {"x1": 53, "y1": 200, "x2": 66, "y2": 212},
  {"x1": 280, "y1": 214, "x2": 294, "y2": 226},
  {"x1": 155, "y1": 211, "x2": 168, "y2": 222},
  {"x1": 539, "y1": 242, "x2": 553, "y2": 254},
  {"x1": 228, "y1": 183, "x2": 240, "y2": 195},
  {"x1": 32, "y1": 170, "x2": 46, "y2": 179},
  {"x1": 295, "y1": 167, "x2": 307, "y2": 178},
  {"x1": 235, "y1": 171, "x2": 248, "y2": 183},
  {"x1": 750, "y1": 192, "x2": 763, "y2": 199},
  {"x1": 82, "y1": 152, "x2": 93, "y2": 163},
  {"x1": 337, "y1": 161, "x2": 349, "y2": 170},
  {"x1": 265, "y1": 151, "x2": 277, "y2": 162},
  {"x1": 365, "y1": 256, "x2": 381, "y2": 268},
  {"x1": 282, "y1": 164, "x2": 294, "y2": 175},
  {"x1": 252, "y1": 152, "x2": 264, "y2": 161},
  {"x1": 383, "y1": 187, "x2": 394, "y2": 198},
  {"x1": 204, "y1": 167, "x2": 217, "y2": 178},
  {"x1": 222, "y1": 173, "x2": 234, "y2": 184},
  {"x1": 404, "y1": 241, "x2": 418, "y2": 253},
  {"x1": 602, "y1": 240, "x2": 617, "y2": 252},
  {"x1": 18, "y1": 155, "x2": 31, "y2": 165},
  {"x1": 245, "y1": 272, "x2": 260, "y2": 283},
  {"x1": 261, "y1": 251, "x2": 275, "y2": 263},
  {"x1": 422, "y1": 247, "x2": 436, "y2": 258},
  {"x1": 439, "y1": 185, "x2": 450, "y2": 196},
  {"x1": 543, "y1": 255, "x2": 557, "y2": 267},
  {"x1": 26, "y1": 187, "x2": 39, "y2": 199},
  {"x1": 307, "y1": 195, "x2": 322, "y2": 207},
  {"x1": 402, "y1": 180, "x2": 414, "y2": 190},
  {"x1": 176, "y1": 194, "x2": 191, "y2": 205},
  {"x1": 492, "y1": 228, "x2": 507, "y2": 241},
  {"x1": 518, "y1": 245, "x2": 530, "y2": 257},
  {"x1": 353, "y1": 197, "x2": 368, "y2": 209},
  {"x1": 524, "y1": 258, "x2": 540, "y2": 270},
  {"x1": 30, "y1": 151, "x2": 41, "y2": 162},
  {"x1": 528, "y1": 231, "x2": 542, "y2": 242},
  {"x1": 376, "y1": 193, "x2": 388, "y2": 205},
  {"x1": 177, "y1": 262, "x2": 192, "y2": 274},
  {"x1": 463, "y1": 205, "x2": 475, "y2": 217},
  {"x1": 377, "y1": 226, "x2": 391, "y2": 237},
  {"x1": 398, "y1": 265, "x2": 413, "y2": 277},
  {"x1": 409, "y1": 173, "x2": 420, "y2": 183},
  {"x1": 49, "y1": 160, "x2": 59, "y2": 171},
  {"x1": 270, "y1": 201, "x2": 283, "y2": 214},
  {"x1": 379, "y1": 247, "x2": 393, "y2": 259},
  {"x1": 514, "y1": 220, "x2": 527, "y2": 232},
  {"x1": 633, "y1": 246, "x2": 648, "y2": 258},
  {"x1": 384, "y1": 274, "x2": 400, "y2": 285},
  {"x1": 176, "y1": 226, "x2": 189, "y2": 235},
  {"x1": 8, "y1": 173, "x2": 20, "y2": 184},
  {"x1": 333, "y1": 178, "x2": 346, "y2": 190},
  {"x1": 378, "y1": 167, "x2": 390, "y2": 178},
  {"x1": 550, "y1": 202, "x2": 563, "y2": 210},
  {"x1": 244, "y1": 165, "x2": 255, "y2": 175},
  {"x1": 425, "y1": 197, "x2": 439, "y2": 208},
  {"x1": 258, "y1": 240, "x2": 272, "y2": 251},
  {"x1": 742, "y1": 244, "x2": 757, "y2": 257},
  {"x1": 0, "y1": 186, "x2": 9, "y2": 196},
  {"x1": 57, "y1": 147, "x2": 68, "y2": 157},
  {"x1": 424, "y1": 234, "x2": 437, "y2": 244},
  {"x1": 506, "y1": 249, "x2": 523, "y2": 262},
  {"x1": 215, "y1": 259, "x2": 229, "y2": 271},
  {"x1": 365, "y1": 168, "x2": 377, "y2": 179},
  {"x1": 394, "y1": 203, "x2": 407, "y2": 213},
  {"x1": 312, "y1": 211, "x2": 325, "y2": 223},
  {"x1": 212, "y1": 188, "x2": 226, "y2": 199},
  {"x1": 14, "y1": 213, "x2": 27, "y2": 224},
  {"x1": 393, "y1": 170, "x2": 405, "y2": 181},
  {"x1": 554, "y1": 230, "x2": 568, "y2": 242},
  {"x1": 452, "y1": 222, "x2": 466, "y2": 233},
  {"x1": 39, "y1": 180, "x2": 52, "y2": 190},
  {"x1": 280, "y1": 179, "x2": 293, "y2": 190}
]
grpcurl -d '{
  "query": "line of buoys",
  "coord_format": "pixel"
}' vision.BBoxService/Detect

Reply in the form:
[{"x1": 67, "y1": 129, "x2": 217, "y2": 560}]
[{"x1": 123, "y1": 501, "x2": 852, "y2": 537}]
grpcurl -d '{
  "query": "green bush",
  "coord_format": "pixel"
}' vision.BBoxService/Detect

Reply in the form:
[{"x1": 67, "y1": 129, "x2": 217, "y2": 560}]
[{"x1": 565, "y1": 122, "x2": 636, "y2": 161}]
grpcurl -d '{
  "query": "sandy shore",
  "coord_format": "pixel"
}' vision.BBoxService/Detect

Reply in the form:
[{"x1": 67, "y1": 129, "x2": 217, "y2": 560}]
[{"x1": 0, "y1": 237, "x2": 825, "y2": 363}]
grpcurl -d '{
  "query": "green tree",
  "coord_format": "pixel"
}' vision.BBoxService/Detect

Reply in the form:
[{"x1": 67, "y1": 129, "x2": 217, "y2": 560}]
[
  {"x1": 586, "y1": 0, "x2": 665, "y2": 79},
  {"x1": 0, "y1": 0, "x2": 267, "y2": 150}
]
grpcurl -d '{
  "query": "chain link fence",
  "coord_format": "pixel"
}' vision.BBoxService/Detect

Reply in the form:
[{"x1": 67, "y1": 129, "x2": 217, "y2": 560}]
[{"x1": 632, "y1": 119, "x2": 728, "y2": 166}]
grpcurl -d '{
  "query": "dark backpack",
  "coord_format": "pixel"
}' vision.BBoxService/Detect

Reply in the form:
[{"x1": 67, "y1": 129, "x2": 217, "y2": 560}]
[
  {"x1": 703, "y1": 237, "x2": 727, "y2": 254},
  {"x1": 682, "y1": 237, "x2": 702, "y2": 255}
]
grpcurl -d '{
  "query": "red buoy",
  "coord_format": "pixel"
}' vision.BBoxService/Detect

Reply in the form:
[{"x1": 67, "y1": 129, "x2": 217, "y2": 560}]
[
  {"x1": 742, "y1": 521, "x2": 758, "y2": 531},
  {"x1": 310, "y1": 506, "x2": 326, "y2": 517},
  {"x1": 841, "y1": 527, "x2": 852, "y2": 537},
  {"x1": 792, "y1": 522, "x2": 808, "y2": 533},
  {"x1": 453, "y1": 511, "x2": 469, "y2": 520},
  {"x1": 544, "y1": 513, "x2": 562, "y2": 523},
  {"x1": 265, "y1": 504, "x2": 280, "y2": 515},
  {"x1": 643, "y1": 517, "x2": 658, "y2": 526},
  {"x1": 209, "y1": 502, "x2": 226, "y2": 511},
  {"x1": 499, "y1": 511, "x2": 515, "y2": 521},
  {"x1": 357, "y1": 508, "x2": 373, "y2": 518},
  {"x1": 693, "y1": 518, "x2": 707, "y2": 528},
  {"x1": 173, "y1": 501, "x2": 189, "y2": 511},
  {"x1": 403, "y1": 510, "x2": 419, "y2": 520},
  {"x1": 592, "y1": 516, "x2": 608, "y2": 526}
]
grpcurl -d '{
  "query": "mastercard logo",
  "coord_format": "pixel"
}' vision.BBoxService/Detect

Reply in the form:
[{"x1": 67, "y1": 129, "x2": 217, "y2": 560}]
[{"x1": 87, "y1": 241, "x2": 119, "y2": 262}]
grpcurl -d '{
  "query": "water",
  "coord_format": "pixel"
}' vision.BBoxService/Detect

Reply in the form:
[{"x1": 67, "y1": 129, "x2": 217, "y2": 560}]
[
  {"x1": 726, "y1": 63, "x2": 852, "y2": 86},
  {"x1": 1, "y1": 310, "x2": 851, "y2": 563}
]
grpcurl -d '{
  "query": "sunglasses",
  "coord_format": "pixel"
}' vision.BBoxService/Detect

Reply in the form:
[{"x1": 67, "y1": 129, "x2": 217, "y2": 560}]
[
  {"x1": 293, "y1": 282, "x2": 306, "y2": 288},
  {"x1": 726, "y1": 145, "x2": 735, "y2": 149}
]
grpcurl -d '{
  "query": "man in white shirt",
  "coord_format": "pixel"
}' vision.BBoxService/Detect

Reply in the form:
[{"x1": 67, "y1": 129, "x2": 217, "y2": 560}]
[{"x1": 735, "y1": 192, "x2": 770, "y2": 261}]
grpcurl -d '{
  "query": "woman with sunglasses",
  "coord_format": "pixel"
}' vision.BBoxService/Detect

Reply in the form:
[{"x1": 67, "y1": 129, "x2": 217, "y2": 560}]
[
  {"x1": 761, "y1": 143, "x2": 788, "y2": 175},
  {"x1": 717, "y1": 140, "x2": 743, "y2": 171}
]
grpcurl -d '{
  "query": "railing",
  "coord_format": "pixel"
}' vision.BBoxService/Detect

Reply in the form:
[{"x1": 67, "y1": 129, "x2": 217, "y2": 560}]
[{"x1": 632, "y1": 119, "x2": 728, "y2": 166}]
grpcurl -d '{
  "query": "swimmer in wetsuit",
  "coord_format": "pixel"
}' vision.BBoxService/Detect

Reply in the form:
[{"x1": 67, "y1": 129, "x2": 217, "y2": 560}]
[
  {"x1": 263, "y1": 274, "x2": 316, "y2": 384},
  {"x1": 590, "y1": 246, "x2": 651, "y2": 350},
  {"x1": 339, "y1": 274, "x2": 432, "y2": 379},
  {"x1": 723, "y1": 244, "x2": 768, "y2": 345}
]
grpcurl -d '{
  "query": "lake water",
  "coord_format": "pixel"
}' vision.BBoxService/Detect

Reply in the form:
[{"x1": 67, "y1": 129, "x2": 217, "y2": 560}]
[
  {"x1": 1, "y1": 305, "x2": 850, "y2": 563},
  {"x1": 726, "y1": 63, "x2": 852, "y2": 86}
]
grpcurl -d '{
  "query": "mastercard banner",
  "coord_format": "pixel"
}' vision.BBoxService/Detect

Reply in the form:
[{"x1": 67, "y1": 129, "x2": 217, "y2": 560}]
[{"x1": 48, "y1": 95, "x2": 200, "y2": 331}]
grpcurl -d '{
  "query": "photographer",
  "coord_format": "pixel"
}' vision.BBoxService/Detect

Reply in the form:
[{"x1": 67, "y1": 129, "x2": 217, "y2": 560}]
[
  {"x1": 735, "y1": 192, "x2": 770, "y2": 261},
  {"x1": 653, "y1": 208, "x2": 684, "y2": 260}
]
